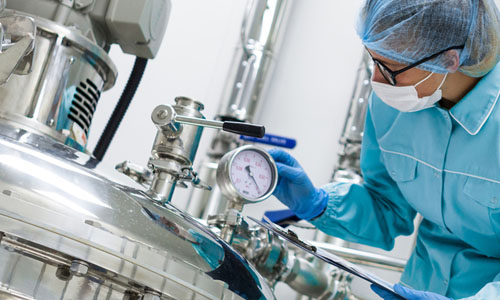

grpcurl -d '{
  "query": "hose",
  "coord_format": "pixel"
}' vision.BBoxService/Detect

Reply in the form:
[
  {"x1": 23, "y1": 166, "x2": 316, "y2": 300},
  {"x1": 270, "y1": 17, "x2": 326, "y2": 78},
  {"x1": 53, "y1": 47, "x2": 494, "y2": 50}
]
[{"x1": 93, "y1": 57, "x2": 148, "y2": 161}]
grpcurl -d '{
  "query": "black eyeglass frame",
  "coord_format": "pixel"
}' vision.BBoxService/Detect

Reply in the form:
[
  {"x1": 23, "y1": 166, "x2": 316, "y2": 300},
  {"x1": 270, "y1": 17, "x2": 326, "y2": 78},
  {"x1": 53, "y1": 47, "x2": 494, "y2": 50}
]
[{"x1": 365, "y1": 45, "x2": 465, "y2": 86}]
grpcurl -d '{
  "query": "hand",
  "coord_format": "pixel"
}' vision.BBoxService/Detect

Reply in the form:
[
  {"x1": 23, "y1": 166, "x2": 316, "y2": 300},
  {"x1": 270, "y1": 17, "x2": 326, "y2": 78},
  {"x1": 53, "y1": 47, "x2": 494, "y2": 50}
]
[
  {"x1": 268, "y1": 148, "x2": 328, "y2": 220},
  {"x1": 371, "y1": 284, "x2": 453, "y2": 300}
]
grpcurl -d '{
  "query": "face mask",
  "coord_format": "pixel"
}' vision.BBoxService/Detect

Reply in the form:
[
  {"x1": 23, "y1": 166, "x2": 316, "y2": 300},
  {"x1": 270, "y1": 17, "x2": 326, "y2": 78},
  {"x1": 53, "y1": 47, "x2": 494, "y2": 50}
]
[{"x1": 371, "y1": 73, "x2": 448, "y2": 112}]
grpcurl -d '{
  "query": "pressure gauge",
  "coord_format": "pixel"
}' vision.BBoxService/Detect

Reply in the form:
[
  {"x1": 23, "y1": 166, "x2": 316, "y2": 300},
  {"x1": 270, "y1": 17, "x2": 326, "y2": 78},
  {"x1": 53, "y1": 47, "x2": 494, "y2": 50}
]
[{"x1": 216, "y1": 145, "x2": 278, "y2": 205}]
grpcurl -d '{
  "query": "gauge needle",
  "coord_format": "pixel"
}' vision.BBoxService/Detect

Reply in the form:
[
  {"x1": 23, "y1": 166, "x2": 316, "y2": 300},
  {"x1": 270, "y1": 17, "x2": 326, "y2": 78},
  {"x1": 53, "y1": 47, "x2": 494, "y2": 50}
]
[{"x1": 245, "y1": 165, "x2": 261, "y2": 193}]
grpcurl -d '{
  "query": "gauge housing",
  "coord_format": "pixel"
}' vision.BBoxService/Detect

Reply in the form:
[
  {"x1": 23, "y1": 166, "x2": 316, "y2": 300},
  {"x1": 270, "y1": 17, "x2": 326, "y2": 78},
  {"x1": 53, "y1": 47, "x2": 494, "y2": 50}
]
[{"x1": 216, "y1": 145, "x2": 278, "y2": 205}]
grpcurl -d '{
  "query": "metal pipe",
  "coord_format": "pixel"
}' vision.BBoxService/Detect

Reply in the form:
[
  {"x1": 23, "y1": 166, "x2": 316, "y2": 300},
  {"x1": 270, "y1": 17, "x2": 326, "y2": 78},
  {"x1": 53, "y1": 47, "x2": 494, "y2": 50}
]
[
  {"x1": 217, "y1": 0, "x2": 292, "y2": 122},
  {"x1": 282, "y1": 254, "x2": 329, "y2": 299},
  {"x1": 331, "y1": 52, "x2": 373, "y2": 183},
  {"x1": 185, "y1": 0, "x2": 293, "y2": 218},
  {"x1": 310, "y1": 241, "x2": 406, "y2": 272}
]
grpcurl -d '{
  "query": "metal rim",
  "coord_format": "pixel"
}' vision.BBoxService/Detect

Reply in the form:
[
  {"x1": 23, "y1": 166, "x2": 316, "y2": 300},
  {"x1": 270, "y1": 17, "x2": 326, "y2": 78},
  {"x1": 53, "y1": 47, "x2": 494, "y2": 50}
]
[{"x1": 4, "y1": 9, "x2": 118, "y2": 90}]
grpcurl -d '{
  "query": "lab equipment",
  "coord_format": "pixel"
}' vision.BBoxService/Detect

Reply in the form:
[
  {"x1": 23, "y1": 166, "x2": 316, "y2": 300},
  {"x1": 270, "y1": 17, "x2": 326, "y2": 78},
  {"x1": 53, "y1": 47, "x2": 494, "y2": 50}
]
[
  {"x1": 212, "y1": 145, "x2": 276, "y2": 243},
  {"x1": 146, "y1": 99, "x2": 265, "y2": 203},
  {"x1": 216, "y1": 145, "x2": 278, "y2": 206},
  {"x1": 331, "y1": 51, "x2": 372, "y2": 184},
  {"x1": 0, "y1": 1, "x2": 279, "y2": 299},
  {"x1": 0, "y1": 1, "x2": 423, "y2": 299},
  {"x1": 249, "y1": 216, "x2": 405, "y2": 299},
  {"x1": 268, "y1": 148, "x2": 329, "y2": 221},
  {"x1": 185, "y1": 0, "x2": 293, "y2": 220},
  {"x1": 357, "y1": 0, "x2": 500, "y2": 77},
  {"x1": 0, "y1": 0, "x2": 171, "y2": 151},
  {"x1": 0, "y1": 120, "x2": 275, "y2": 300}
]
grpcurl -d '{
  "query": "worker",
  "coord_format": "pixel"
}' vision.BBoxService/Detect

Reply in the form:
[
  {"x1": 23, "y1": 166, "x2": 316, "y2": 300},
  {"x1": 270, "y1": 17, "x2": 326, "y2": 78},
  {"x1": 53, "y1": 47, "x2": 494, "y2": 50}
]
[{"x1": 269, "y1": 0, "x2": 500, "y2": 299}]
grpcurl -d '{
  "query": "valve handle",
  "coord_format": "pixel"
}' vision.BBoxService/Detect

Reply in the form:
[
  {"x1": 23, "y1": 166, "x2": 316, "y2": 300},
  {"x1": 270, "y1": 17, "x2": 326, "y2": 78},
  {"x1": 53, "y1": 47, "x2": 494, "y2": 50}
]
[
  {"x1": 222, "y1": 121, "x2": 265, "y2": 138},
  {"x1": 153, "y1": 105, "x2": 266, "y2": 138}
]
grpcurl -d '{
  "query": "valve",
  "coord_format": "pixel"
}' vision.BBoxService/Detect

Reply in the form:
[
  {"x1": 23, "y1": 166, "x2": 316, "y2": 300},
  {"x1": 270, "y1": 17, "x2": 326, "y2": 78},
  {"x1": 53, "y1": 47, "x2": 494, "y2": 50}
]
[{"x1": 151, "y1": 104, "x2": 266, "y2": 138}]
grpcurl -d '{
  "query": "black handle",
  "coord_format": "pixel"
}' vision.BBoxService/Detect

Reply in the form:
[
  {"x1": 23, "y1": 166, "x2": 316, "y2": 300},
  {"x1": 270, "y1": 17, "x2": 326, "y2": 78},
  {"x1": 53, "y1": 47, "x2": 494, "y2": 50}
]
[{"x1": 222, "y1": 121, "x2": 265, "y2": 138}]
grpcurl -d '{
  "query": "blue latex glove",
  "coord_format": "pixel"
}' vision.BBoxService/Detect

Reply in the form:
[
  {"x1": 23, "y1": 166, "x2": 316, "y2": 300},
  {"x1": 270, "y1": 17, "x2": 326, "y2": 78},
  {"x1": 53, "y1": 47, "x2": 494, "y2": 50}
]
[
  {"x1": 268, "y1": 148, "x2": 328, "y2": 220},
  {"x1": 371, "y1": 284, "x2": 453, "y2": 300}
]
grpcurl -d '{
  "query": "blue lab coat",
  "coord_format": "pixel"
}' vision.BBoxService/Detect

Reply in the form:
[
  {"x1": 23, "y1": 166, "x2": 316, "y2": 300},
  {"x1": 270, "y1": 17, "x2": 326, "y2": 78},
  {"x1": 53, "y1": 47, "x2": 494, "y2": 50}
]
[{"x1": 311, "y1": 63, "x2": 500, "y2": 299}]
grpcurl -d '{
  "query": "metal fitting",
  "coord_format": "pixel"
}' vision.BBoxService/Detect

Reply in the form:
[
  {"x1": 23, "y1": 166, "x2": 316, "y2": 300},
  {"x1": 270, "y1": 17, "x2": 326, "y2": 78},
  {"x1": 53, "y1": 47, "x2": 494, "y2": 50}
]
[
  {"x1": 122, "y1": 291, "x2": 141, "y2": 300},
  {"x1": 56, "y1": 265, "x2": 73, "y2": 281},
  {"x1": 70, "y1": 260, "x2": 89, "y2": 276},
  {"x1": 142, "y1": 291, "x2": 161, "y2": 300}
]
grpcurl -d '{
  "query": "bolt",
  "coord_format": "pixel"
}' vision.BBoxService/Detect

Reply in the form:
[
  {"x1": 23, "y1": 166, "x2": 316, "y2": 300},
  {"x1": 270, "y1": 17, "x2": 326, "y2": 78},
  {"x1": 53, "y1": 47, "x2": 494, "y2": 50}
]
[
  {"x1": 157, "y1": 110, "x2": 167, "y2": 120},
  {"x1": 56, "y1": 265, "x2": 73, "y2": 281},
  {"x1": 70, "y1": 260, "x2": 89, "y2": 277},
  {"x1": 122, "y1": 291, "x2": 141, "y2": 300}
]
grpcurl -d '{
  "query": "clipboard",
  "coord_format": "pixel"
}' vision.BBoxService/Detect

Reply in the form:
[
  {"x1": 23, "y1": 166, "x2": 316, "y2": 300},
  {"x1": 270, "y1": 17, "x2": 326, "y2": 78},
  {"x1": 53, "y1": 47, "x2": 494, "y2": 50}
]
[{"x1": 247, "y1": 216, "x2": 407, "y2": 300}]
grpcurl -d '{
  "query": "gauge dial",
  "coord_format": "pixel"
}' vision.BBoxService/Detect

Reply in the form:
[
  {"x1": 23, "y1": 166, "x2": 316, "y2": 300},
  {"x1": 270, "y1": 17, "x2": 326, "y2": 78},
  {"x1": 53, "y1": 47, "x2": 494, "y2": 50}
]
[
  {"x1": 217, "y1": 145, "x2": 278, "y2": 204},
  {"x1": 230, "y1": 150, "x2": 273, "y2": 200}
]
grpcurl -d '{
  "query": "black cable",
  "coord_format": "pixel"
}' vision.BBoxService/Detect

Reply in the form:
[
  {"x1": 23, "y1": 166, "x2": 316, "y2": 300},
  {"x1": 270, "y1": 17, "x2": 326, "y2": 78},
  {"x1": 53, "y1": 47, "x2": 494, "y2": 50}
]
[{"x1": 93, "y1": 57, "x2": 148, "y2": 161}]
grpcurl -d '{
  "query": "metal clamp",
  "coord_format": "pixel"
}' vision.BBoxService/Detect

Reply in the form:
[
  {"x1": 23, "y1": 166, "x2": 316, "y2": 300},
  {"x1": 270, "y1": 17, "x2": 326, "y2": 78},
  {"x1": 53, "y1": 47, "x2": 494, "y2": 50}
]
[
  {"x1": 0, "y1": 14, "x2": 36, "y2": 84},
  {"x1": 115, "y1": 161, "x2": 153, "y2": 187},
  {"x1": 178, "y1": 167, "x2": 212, "y2": 191}
]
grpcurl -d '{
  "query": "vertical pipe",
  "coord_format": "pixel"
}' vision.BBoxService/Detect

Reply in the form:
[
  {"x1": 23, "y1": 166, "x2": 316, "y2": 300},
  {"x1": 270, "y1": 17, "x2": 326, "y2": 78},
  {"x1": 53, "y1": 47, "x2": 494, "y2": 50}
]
[
  {"x1": 185, "y1": 0, "x2": 293, "y2": 217},
  {"x1": 330, "y1": 52, "x2": 373, "y2": 184}
]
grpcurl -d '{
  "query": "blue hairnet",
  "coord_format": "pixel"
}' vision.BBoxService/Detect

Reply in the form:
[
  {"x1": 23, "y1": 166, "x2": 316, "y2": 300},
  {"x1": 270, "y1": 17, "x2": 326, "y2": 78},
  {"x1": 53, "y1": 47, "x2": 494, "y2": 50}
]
[{"x1": 357, "y1": 0, "x2": 500, "y2": 77}]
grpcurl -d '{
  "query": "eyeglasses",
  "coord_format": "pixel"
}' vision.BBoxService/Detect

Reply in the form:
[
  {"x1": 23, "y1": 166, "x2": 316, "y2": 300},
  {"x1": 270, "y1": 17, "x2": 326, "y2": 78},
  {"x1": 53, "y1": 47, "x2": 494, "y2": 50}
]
[{"x1": 366, "y1": 45, "x2": 464, "y2": 86}]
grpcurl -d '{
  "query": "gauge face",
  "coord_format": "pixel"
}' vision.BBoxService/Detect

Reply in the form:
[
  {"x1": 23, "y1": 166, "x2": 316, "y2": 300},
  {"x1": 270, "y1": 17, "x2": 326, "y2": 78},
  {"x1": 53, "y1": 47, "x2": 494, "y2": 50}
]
[{"x1": 229, "y1": 150, "x2": 274, "y2": 200}]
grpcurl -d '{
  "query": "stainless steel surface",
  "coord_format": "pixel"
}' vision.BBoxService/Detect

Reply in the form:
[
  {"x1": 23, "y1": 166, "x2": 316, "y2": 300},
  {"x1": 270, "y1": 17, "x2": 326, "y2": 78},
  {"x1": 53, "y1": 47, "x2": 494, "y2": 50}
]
[
  {"x1": 149, "y1": 97, "x2": 207, "y2": 202},
  {"x1": 175, "y1": 115, "x2": 224, "y2": 130},
  {"x1": 311, "y1": 242, "x2": 406, "y2": 272},
  {"x1": 216, "y1": 145, "x2": 278, "y2": 206},
  {"x1": 217, "y1": 0, "x2": 291, "y2": 122},
  {"x1": 228, "y1": 221, "x2": 353, "y2": 299},
  {"x1": 7, "y1": 0, "x2": 171, "y2": 59},
  {"x1": 185, "y1": 133, "x2": 238, "y2": 218},
  {"x1": 0, "y1": 11, "x2": 117, "y2": 150},
  {"x1": 0, "y1": 14, "x2": 36, "y2": 83},
  {"x1": 331, "y1": 52, "x2": 373, "y2": 183},
  {"x1": 185, "y1": 0, "x2": 293, "y2": 219},
  {"x1": 0, "y1": 123, "x2": 276, "y2": 299},
  {"x1": 282, "y1": 254, "x2": 329, "y2": 299},
  {"x1": 208, "y1": 208, "x2": 244, "y2": 244},
  {"x1": 115, "y1": 160, "x2": 154, "y2": 187},
  {"x1": 185, "y1": 160, "x2": 222, "y2": 218},
  {"x1": 151, "y1": 97, "x2": 205, "y2": 165},
  {"x1": 0, "y1": 35, "x2": 33, "y2": 84}
]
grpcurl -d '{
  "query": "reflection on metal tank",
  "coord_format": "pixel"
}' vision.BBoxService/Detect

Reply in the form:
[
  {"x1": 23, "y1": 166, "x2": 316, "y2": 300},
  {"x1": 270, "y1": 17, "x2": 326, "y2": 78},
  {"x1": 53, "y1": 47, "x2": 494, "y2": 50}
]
[
  {"x1": 0, "y1": 11, "x2": 117, "y2": 150},
  {"x1": 0, "y1": 123, "x2": 276, "y2": 299}
]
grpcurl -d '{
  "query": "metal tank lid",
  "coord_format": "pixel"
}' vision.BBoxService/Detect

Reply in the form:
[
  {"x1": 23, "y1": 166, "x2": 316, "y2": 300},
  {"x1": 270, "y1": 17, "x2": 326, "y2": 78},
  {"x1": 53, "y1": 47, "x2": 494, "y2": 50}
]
[{"x1": 0, "y1": 123, "x2": 275, "y2": 300}]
